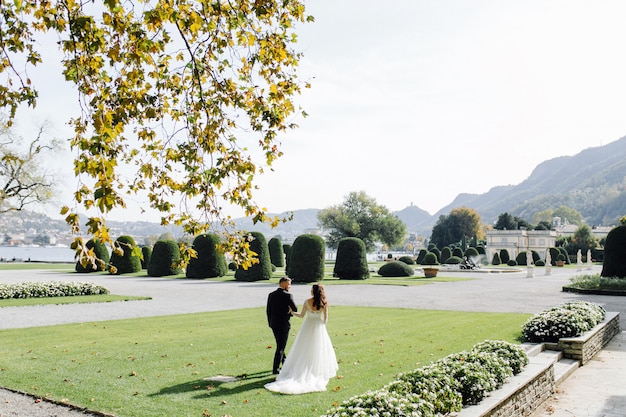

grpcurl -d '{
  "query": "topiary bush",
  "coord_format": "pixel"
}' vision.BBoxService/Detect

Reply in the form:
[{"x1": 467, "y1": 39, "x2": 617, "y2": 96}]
[
  {"x1": 287, "y1": 234, "x2": 325, "y2": 283},
  {"x1": 430, "y1": 247, "x2": 441, "y2": 263},
  {"x1": 228, "y1": 262, "x2": 237, "y2": 271},
  {"x1": 464, "y1": 247, "x2": 479, "y2": 259},
  {"x1": 334, "y1": 237, "x2": 369, "y2": 280},
  {"x1": 377, "y1": 261, "x2": 414, "y2": 277},
  {"x1": 491, "y1": 252, "x2": 501, "y2": 265},
  {"x1": 548, "y1": 247, "x2": 560, "y2": 266},
  {"x1": 147, "y1": 240, "x2": 182, "y2": 277},
  {"x1": 499, "y1": 249, "x2": 510, "y2": 264},
  {"x1": 535, "y1": 260, "x2": 545, "y2": 266},
  {"x1": 601, "y1": 225, "x2": 626, "y2": 278},
  {"x1": 235, "y1": 232, "x2": 272, "y2": 282},
  {"x1": 445, "y1": 256, "x2": 462, "y2": 264},
  {"x1": 398, "y1": 255, "x2": 415, "y2": 265},
  {"x1": 109, "y1": 235, "x2": 142, "y2": 275},
  {"x1": 283, "y1": 243, "x2": 292, "y2": 274},
  {"x1": 421, "y1": 252, "x2": 439, "y2": 266},
  {"x1": 416, "y1": 249, "x2": 427, "y2": 264},
  {"x1": 75, "y1": 238, "x2": 110, "y2": 273},
  {"x1": 141, "y1": 246, "x2": 152, "y2": 269},
  {"x1": 441, "y1": 247, "x2": 453, "y2": 264},
  {"x1": 268, "y1": 237, "x2": 285, "y2": 268},
  {"x1": 186, "y1": 233, "x2": 227, "y2": 279},
  {"x1": 507, "y1": 259, "x2": 517, "y2": 266},
  {"x1": 452, "y1": 247, "x2": 463, "y2": 258},
  {"x1": 558, "y1": 247, "x2": 570, "y2": 264}
]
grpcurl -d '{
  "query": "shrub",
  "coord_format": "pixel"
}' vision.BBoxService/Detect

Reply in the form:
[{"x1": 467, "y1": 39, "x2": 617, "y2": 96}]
[
  {"x1": 471, "y1": 340, "x2": 528, "y2": 375},
  {"x1": 421, "y1": 252, "x2": 439, "y2": 266},
  {"x1": 75, "y1": 238, "x2": 110, "y2": 273},
  {"x1": 141, "y1": 246, "x2": 152, "y2": 269},
  {"x1": 283, "y1": 243, "x2": 292, "y2": 274},
  {"x1": 416, "y1": 249, "x2": 427, "y2": 264},
  {"x1": 147, "y1": 240, "x2": 182, "y2": 277},
  {"x1": 521, "y1": 301, "x2": 606, "y2": 343},
  {"x1": 430, "y1": 247, "x2": 441, "y2": 262},
  {"x1": 558, "y1": 247, "x2": 570, "y2": 264},
  {"x1": 186, "y1": 234, "x2": 227, "y2": 279},
  {"x1": 109, "y1": 235, "x2": 142, "y2": 274},
  {"x1": 464, "y1": 247, "x2": 479, "y2": 259},
  {"x1": 437, "y1": 352, "x2": 505, "y2": 403},
  {"x1": 516, "y1": 251, "x2": 530, "y2": 266},
  {"x1": 601, "y1": 225, "x2": 626, "y2": 278},
  {"x1": 334, "y1": 237, "x2": 369, "y2": 280},
  {"x1": 452, "y1": 247, "x2": 463, "y2": 258},
  {"x1": 398, "y1": 255, "x2": 415, "y2": 265},
  {"x1": 548, "y1": 247, "x2": 560, "y2": 266},
  {"x1": 569, "y1": 273, "x2": 626, "y2": 290},
  {"x1": 499, "y1": 249, "x2": 510, "y2": 264},
  {"x1": 445, "y1": 256, "x2": 462, "y2": 264},
  {"x1": 535, "y1": 260, "x2": 545, "y2": 266},
  {"x1": 476, "y1": 245, "x2": 486, "y2": 255},
  {"x1": 235, "y1": 232, "x2": 272, "y2": 282},
  {"x1": 228, "y1": 262, "x2": 237, "y2": 271},
  {"x1": 287, "y1": 234, "x2": 325, "y2": 283},
  {"x1": 507, "y1": 259, "x2": 517, "y2": 266},
  {"x1": 393, "y1": 365, "x2": 462, "y2": 414},
  {"x1": 491, "y1": 252, "x2": 501, "y2": 265},
  {"x1": 377, "y1": 261, "x2": 414, "y2": 277},
  {"x1": 441, "y1": 247, "x2": 453, "y2": 263},
  {"x1": 0, "y1": 281, "x2": 109, "y2": 299},
  {"x1": 268, "y1": 237, "x2": 285, "y2": 267}
]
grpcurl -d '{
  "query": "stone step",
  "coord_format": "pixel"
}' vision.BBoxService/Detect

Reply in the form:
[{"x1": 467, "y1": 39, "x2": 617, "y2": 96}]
[{"x1": 553, "y1": 357, "x2": 579, "y2": 385}]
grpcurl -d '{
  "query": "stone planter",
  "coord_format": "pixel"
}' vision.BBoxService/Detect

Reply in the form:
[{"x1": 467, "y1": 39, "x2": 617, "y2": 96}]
[
  {"x1": 555, "y1": 261, "x2": 565, "y2": 267},
  {"x1": 423, "y1": 267, "x2": 439, "y2": 278}
]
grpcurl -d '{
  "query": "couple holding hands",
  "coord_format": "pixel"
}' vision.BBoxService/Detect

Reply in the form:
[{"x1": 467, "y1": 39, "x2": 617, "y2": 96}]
[{"x1": 265, "y1": 278, "x2": 338, "y2": 394}]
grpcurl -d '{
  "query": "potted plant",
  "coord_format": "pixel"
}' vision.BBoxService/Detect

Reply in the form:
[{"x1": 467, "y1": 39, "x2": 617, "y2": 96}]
[
  {"x1": 556, "y1": 253, "x2": 566, "y2": 267},
  {"x1": 421, "y1": 252, "x2": 440, "y2": 278}
]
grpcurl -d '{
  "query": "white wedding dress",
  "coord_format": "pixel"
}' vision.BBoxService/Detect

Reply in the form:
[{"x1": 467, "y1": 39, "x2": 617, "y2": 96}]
[{"x1": 265, "y1": 304, "x2": 338, "y2": 394}]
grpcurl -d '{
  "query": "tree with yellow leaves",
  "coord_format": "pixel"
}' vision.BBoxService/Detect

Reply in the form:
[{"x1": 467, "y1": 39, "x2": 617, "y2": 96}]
[{"x1": 0, "y1": 0, "x2": 312, "y2": 268}]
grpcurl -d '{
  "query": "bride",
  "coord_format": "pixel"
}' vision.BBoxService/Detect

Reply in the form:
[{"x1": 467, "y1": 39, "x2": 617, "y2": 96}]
[{"x1": 264, "y1": 284, "x2": 338, "y2": 394}]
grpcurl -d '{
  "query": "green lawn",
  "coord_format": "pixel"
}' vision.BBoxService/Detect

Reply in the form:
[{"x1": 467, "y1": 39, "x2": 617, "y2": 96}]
[
  {"x1": 0, "y1": 294, "x2": 151, "y2": 308},
  {"x1": 0, "y1": 307, "x2": 529, "y2": 417}
]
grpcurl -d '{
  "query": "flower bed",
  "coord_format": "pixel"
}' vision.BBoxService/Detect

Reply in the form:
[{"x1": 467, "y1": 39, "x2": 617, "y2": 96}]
[
  {"x1": 321, "y1": 340, "x2": 528, "y2": 417},
  {"x1": 0, "y1": 281, "x2": 109, "y2": 299}
]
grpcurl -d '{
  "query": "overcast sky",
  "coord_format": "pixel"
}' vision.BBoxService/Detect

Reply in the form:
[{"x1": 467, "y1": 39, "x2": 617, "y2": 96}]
[{"x1": 14, "y1": 0, "x2": 626, "y2": 222}]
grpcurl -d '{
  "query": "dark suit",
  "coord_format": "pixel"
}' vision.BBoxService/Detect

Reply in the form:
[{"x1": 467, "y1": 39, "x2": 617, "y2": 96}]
[{"x1": 266, "y1": 287, "x2": 297, "y2": 373}]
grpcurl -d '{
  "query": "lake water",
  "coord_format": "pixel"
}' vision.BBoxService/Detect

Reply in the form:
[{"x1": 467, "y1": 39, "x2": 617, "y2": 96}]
[{"x1": 0, "y1": 246, "x2": 75, "y2": 263}]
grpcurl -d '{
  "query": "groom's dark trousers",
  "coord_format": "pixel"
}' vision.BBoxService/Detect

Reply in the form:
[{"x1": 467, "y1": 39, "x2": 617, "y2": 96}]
[{"x1": 267, "y1": 287, "x2": 297, "y2": 374}]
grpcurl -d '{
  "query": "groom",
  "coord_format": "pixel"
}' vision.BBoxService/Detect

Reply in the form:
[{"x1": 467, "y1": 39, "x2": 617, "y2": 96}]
[{"x1": 266, "y1": 277, "x2": 298, "y2": 374}]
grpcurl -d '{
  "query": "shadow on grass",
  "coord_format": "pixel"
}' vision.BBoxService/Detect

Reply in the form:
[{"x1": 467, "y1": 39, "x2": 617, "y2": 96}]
[{"x1": 149, "y1": 370, "x2": 275, "y2": 399}]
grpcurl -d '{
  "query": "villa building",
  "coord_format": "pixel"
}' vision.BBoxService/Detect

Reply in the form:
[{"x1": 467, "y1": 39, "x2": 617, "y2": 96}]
[{"x1": 485, "y1": 229, "x2": 557, "y2": 262}]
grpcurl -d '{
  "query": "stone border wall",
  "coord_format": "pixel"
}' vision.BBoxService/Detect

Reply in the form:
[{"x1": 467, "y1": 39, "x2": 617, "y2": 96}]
[{"x1": 557, "y1": 311, "x2": 620, "y2": 365}]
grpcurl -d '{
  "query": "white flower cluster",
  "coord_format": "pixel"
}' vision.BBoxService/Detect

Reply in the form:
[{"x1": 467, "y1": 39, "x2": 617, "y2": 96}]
[
  {"x1": 0, "y1": 281, "x2": 109, "y2": 299},
  {"x1": 322, "y1": 340, "x2": 528, "y2": 417},
  {"x1": 521, "y1": 301, "x2": 605, "y2": 343}
]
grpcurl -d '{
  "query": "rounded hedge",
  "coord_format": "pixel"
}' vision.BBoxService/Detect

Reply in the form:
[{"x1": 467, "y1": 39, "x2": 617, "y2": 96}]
[
  {"x1": 141, "y1": 246, "x2": 152, "y2": 269},
  {"x1": 441, "y1": 247, "x2": 452, "y2": 264},
  {"x1": 186, "y1": 233, "x2": 228, "y2": 279},
  {"x1": 147, "y1": 240, "x2": 182, "y2": 277},
  {"x1": 268, "y1": 237, "x2": 285, "y2": 267},
  {"x1": 283, "y1": 243, "x2": 292, "y2": 274},
  {"x1": 235, "y1": 232, "x2": 272, "y2": 282},
  {"x1": 464, "y1": 247, "x2": 479, "y2": 258},
  {"x1": 445, "y1": 256, "x2": 462, "y2": 264},
  {"x1": 452, "y1": 247, "x2": 463, "y2": 258},
  {"x1": 398, "y1": 255, "x2": 415, "y2": 265},
  {"x1": 601, "y1": 225, "x2": 626, "y2": 278},
  {"x1": 109, "y1": 235, "x2": 142, "y2": 274},
  {"x1": 507, "y1": 259, "x2": 517, "y2": 266},
  {"x1": 421, "y1": 252, "x2": 439, "y2": 266},
  {"x1": 334, "y1": 237, "x2": 369, "y2": 280},
  {"x1": 287, "y1": 234, "x2": 325, "y2": 283},
  {"x1": 416, "y1": 249, "x2": 427, "y2": 264},
  {"x1": 378, "y1": 260, "x2": 414, "y2": 277},
  {"x1": 75, "y1": 238, "x2": 110, "y2": 273},
  {"x1": 499, "y1": 249, "x2": 510, "y2": 264}
]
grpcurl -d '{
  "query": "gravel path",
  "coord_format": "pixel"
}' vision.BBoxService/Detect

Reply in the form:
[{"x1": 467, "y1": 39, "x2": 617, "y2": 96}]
[{"x1": 0, "y1": 265, "x2": 623, "y2": 416}]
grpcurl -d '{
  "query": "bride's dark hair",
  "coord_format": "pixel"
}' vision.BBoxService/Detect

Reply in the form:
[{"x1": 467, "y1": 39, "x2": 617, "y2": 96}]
[{"x1": 312, "y1": 284, "x2": 327, "y2": 310}]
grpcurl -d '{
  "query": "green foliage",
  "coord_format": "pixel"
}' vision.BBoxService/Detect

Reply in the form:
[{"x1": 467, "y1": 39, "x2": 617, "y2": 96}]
[
  {"x1": 464, "y1": 247, "x2": 479, "y2": 259},
  {"x1": 422, "y1": 252, "x2": 439, "y2": 266},
  {"x1": 75, "y1": 239, "x2": 109, "y2": 273},
  {"x1": 548, "y1": 247, "x2": 560, "y2": 266},
  {"x1": 283, "y1": 243, "x2": 292, "y2": 274},
  {"x1": 499, "y1": 249, "x2": 510, "y2": 263},
  {"x1": 452, "y1": 246, "x2": 463, "y2": 258},
  {"x1": 569, "y1": 273, "x2": 626, "y2": 290},
  {"x1": 445, "y1": 256, "x2": 462, "y2": 264},
  {"x1": 267, "y1": 237, "x2": 285, "y2": 267},
  {"x1": 441, "y1": 247, "x2": 453, "y2": 263},
  {"x1": 109, "y1": 235, "x2": 142, "y2": 275},
  {"x1": 228, "y1": 262, "x2": 237, "y2": 271},
  {"x1": 235, "y1": 232, "x2": 272, "y2": 282},
  {"x1": 559, "y1": 247, "x2": 570, "y2": 263},
  {"x1": 535, "y1": 260, "x2": 545, "y2": 266},
  {"x1": 317, "y1": 191, "x2": 407, "y2": 251},
  {"x1": 522, "y1": 301, "x2": 606, "y2": 343},
  {"x1": 491, "y1": 252, "x2": 501, "y2": 265},
  {"x1": 430, "y1": 247, "x2": 441, "y2": 262},
  {"x1": 141, "y1": 246, "x2": 152, "y2": 269},
  {"x1": 186, "y1": 234, "x2": 228, "y2": 279},
  {"x1": 287, "y1": 234, "x2": 325, "y2": 282},
  {"x1": 601, "y1": 225, "x2": 626, "y2": 278},
  {"x1": 377, "y1": 261, "x2": 414, "y2": 277},
  {"x1": 147, "y1": 240, "x2": 182, "y2": 277},
  {"x1": 416, "y1": 249, "x2": 427, "y2": 264},
  {"x1": 398, "y1": 255, "x2": 415, "y2": 265},
  {"x1": 430, "y1": 207, "x2": 483, "y2": 248},
  {"x1": 333, "y1": 237, "x2": 370, "y2": 280},
  {"x1": 507, "y1": 259, "x2": 517, "y2": 266}
]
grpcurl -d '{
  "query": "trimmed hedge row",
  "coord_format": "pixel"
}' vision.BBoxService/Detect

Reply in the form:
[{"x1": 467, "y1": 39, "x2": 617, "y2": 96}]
[
  {"x1": 0, "y1": 281, "x2": 109, "y2": 299},
  {"x1": 322, "y1": 340, "x2": 528, "y2": 416}
]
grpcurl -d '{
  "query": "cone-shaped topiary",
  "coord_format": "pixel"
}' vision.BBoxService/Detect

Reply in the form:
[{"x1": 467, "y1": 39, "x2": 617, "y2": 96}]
[
  {"x1": 378, "y1": 260, "x2": 413, "y2": 277},
  {"x1": 109, "y1": 235, "x2": 142, "y2": 275},
  {"x1": 283, "y1": 244, "x2": 291, "y2": 274},
  {"x1": 416, "y1": 249, "x2": 427, "y2": 264},
  {"x1": 141, "y1": 246, "x2": 152, "y2": 269},
  {"x1": 186, "y1": 233, "x2": 227, "y2": 279},
  {"x1": 492, "y1": 252, "x2": 501, "y2": 265},
  {"x1": 334, "y1": 237, "x2": 369, "y2": 280},
  {"x1": 75, "y1": 238, "x2": 110, "y2": 272},
  {"x1": 288, "y1": 234, "x2": 325, "y2": 283},
  {"x1": 148, "y1": 240, "x2": 182, "y2": 277},
  {"x1": 235, "y1": 232, "x2": 272, "y2": 281},
  {"x1": 268, "y1": 237, "x2": 285, "y2": 267},
  {"x1": 601, "y1": 225, "x2": 626, "y2": 278}
]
